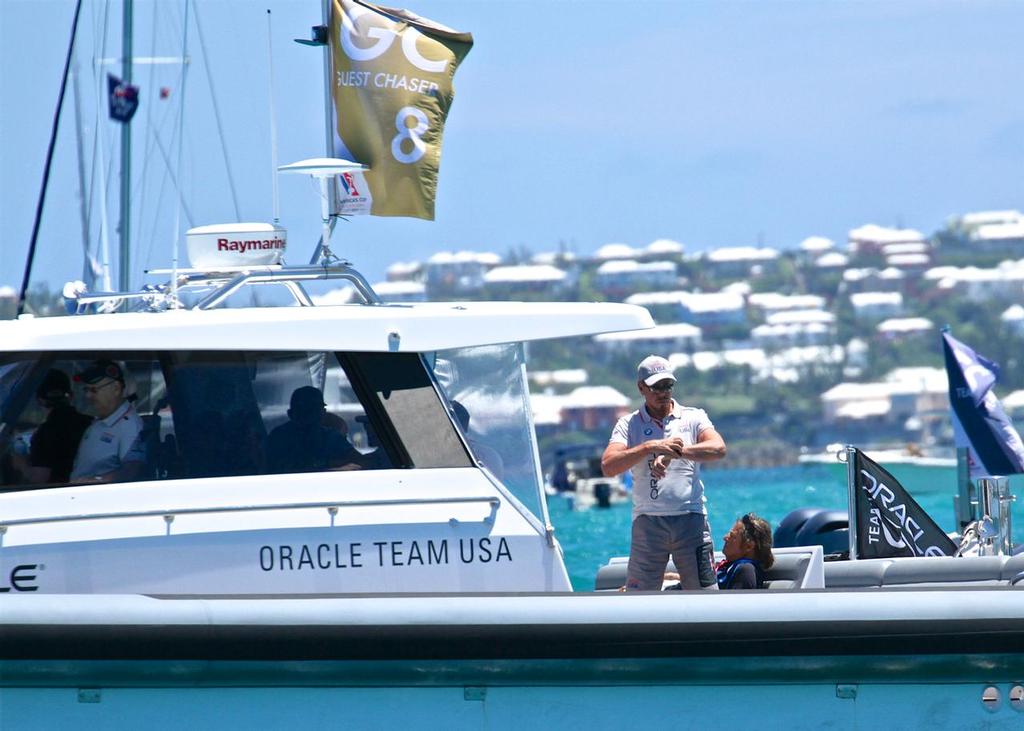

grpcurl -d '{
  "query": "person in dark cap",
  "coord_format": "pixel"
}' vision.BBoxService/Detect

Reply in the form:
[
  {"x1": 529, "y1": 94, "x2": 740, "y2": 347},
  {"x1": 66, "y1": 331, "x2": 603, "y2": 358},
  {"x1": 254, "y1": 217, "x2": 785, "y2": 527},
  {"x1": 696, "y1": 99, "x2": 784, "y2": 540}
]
[
  {"x1": 70, "y1": 359, "x2": 147, "y2": 483},
  {"x1": 265, "y1": 386, "x2": 365, "y2": 474},
  {"x1": 11, "y1": 368, "x2": 92, "y2": 484},
  {"x1": 601, "y1": 354, "x2": 727, "y2": 591}
]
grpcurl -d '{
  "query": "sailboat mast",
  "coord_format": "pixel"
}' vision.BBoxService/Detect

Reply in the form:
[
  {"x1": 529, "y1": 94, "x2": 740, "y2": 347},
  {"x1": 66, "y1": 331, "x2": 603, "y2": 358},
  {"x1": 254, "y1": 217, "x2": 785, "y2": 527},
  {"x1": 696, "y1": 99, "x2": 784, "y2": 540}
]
[{"x1": 119, "y1": 0, "x2": 133, "y2": 291}]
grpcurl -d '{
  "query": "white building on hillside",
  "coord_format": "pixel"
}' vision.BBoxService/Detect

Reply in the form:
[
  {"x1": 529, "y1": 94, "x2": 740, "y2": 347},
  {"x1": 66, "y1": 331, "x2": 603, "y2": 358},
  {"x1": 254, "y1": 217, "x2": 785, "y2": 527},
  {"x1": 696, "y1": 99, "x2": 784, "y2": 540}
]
[
  {"x1": 424, "y1": 251, "x2": 500, "y2": 296},
  {"x1": 594, "y1": 260, "x2": 677, "y2": 297},
  {"x1": 386, "y1": 261, "x2": 422, "y2": 282},
  {"x1": 373, "y1": 281, "x2": 427, "y2": 302},
  {"x1": 529, "y1": 369, "x2": 588, "y2": 388},
  {"x1": 671, "y1": 344, "x2": 843, "y2": 383},
  {"x1": 593, "y1": 323, "x2": 702, "y2": 354},
  {"x1": 483, "y1": 264, "x2": 573, "y2": 297},
  {"x1": 850, "y1": 291, "x2": 904, "y2": 321},
  {"x1": 815, "y1": 252, "x2": 849, "y2": 269},
  {"x1": 559, "y1": 386, "x2": 632, "y2": 432},
  {"x1": 877, "y1": 317, "x2": 933, "y2": 339},
  {"x1": 800, "y1": 236, "x2": 835, "y2": 255},
  {"x1": 748, "y1": 292, "x2": 827, "y2": 316},
  {"x1": 703, "y1": 246, "x2": 780, "y2": 278},
  {"x1": 642, "y1": 238, "x2": 685, "y2": 259},
  {"x1": 678, "y1": 291, "x2": 747, "y2": 327},
  {"x1": 848, "y1": 224, "x2": 926, "y2": 254},
  {"x1": 593, "y1": 243, "x2": 640, "y2": 261},
  {"x1": 820, "y1": 367, "x2": 947, "y2": 430},
  {"x1": 924, "y1": 261, "x2": 1024, "y2": 302},
  {"x1": 1002, "y1": 304, "x2": 1024, "y2": 336}
]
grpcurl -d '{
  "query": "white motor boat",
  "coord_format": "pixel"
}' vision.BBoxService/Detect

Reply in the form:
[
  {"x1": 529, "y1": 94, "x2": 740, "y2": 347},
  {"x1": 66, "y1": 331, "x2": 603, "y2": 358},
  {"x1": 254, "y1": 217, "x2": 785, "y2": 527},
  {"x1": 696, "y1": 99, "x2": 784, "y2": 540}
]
[
  {"x1": 799, "y1": 443, "x2": 956, "y2": 493},
  {"x1": 2, "y1": 3, "x2": 1023, "y2": 728},
  {"x1": 1, "y1": 261, "x2": 1023, "y2": 729}
]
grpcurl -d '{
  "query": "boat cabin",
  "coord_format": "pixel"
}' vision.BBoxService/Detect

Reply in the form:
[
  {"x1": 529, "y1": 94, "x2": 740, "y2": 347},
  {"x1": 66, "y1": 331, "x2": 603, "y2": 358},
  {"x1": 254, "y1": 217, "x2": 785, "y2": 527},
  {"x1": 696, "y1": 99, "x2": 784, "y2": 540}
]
[{"x1": 0, "y1": 292, "x2": 652, "y2": 596}]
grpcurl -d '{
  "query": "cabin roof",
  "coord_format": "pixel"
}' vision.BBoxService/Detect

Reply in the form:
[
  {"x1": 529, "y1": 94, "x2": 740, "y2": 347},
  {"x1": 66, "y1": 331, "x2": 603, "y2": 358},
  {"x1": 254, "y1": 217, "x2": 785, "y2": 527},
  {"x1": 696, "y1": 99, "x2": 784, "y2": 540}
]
[{"x1": 0, "y1": 301, "x2": 654, "y2": 353}]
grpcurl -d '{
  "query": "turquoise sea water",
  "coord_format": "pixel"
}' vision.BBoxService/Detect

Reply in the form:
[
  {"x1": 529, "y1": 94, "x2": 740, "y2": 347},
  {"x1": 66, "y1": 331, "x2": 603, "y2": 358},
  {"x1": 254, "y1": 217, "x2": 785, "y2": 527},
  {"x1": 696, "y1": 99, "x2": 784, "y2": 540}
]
[{"x1": 548, "y1": 464, "x2": 1024, "y2": 591}]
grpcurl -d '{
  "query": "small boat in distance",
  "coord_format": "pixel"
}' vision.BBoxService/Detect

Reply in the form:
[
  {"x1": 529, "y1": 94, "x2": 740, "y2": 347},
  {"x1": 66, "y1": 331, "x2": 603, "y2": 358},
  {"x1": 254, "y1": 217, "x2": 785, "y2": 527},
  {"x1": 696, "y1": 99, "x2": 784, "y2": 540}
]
[{"x1": 799, "y1": 442, "x2": 956, "y2": 492}]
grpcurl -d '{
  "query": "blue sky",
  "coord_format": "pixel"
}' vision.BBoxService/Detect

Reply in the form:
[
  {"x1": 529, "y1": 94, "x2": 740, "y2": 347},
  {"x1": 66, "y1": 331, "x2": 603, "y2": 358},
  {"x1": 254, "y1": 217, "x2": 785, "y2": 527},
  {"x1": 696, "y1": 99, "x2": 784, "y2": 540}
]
[{"x1": 2, "y1": 0, "x2": 1023, "y2": 293}]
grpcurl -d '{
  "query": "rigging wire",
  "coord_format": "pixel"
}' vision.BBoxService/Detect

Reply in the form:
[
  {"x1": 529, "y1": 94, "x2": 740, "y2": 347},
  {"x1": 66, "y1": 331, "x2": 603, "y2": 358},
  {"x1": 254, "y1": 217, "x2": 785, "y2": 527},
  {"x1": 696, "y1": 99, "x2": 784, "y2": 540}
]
[
  {"x1": 88, "y1": 0, "x2": 115, "y2": 292},
  {"x1": 170, "y1": 0, "x2": 192, "y2": 303},
  {"x1": 131, "y1": 0, "x2": 164, "y2": 276},
  {"x1": 18, "y1": 0, "x2": 85, "y2": 316},
  {"x1": 137, "y1": 0, "x2": 195, "y2": 278}
]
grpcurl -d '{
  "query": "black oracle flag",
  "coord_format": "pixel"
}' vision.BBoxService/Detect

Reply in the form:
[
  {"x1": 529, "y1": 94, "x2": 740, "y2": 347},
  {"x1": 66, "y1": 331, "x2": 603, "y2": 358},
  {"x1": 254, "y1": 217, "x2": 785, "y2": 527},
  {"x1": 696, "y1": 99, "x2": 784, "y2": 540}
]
[
  {"x1": 108, "y1": 74, "x2": 139, "y2": 123},
  {"x1": 852, "y1": 448, "x2": 958, "y2": 559}
]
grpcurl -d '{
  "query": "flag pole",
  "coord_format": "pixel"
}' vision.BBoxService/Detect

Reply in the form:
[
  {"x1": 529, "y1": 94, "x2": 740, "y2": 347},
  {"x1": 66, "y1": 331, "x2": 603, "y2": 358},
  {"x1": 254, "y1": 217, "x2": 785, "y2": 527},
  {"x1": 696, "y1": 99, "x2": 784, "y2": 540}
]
[{"x1": 845, "y1": 445, "x2": 858, "y2": 560}]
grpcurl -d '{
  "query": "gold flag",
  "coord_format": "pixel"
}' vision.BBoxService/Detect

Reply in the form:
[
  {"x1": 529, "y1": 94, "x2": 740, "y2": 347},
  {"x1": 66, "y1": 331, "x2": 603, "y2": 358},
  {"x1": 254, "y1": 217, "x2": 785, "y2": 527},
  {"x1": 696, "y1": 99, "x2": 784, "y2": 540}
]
[{"x1": 329, "y1": 0, "x2": 472, "y2": 220}]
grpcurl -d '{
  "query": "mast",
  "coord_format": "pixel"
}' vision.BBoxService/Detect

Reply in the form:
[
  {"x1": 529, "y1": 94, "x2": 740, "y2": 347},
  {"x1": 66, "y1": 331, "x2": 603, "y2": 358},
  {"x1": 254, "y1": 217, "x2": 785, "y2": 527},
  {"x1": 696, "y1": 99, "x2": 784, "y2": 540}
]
[
  {"x1": 119, "y1": 0, "x2": 133, "y2": 291},
  {"x1": 71, "y1": 58, "x2": 94, "y2": 287}
]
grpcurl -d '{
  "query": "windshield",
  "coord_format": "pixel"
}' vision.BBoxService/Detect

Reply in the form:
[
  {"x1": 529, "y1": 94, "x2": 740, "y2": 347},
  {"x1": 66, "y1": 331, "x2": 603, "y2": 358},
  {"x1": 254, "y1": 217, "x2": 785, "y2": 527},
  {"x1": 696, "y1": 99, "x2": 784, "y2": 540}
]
[{"x1": 432, "y1": 343, "x2": 546, "y2": 520}]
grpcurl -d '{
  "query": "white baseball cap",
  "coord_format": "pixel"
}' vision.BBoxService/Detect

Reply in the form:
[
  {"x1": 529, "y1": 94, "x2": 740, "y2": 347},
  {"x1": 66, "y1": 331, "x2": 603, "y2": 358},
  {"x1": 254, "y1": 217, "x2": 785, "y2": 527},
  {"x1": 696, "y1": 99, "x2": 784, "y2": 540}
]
[{"x1": 637, "y1": 355, "x2": 676, "y2": 386}]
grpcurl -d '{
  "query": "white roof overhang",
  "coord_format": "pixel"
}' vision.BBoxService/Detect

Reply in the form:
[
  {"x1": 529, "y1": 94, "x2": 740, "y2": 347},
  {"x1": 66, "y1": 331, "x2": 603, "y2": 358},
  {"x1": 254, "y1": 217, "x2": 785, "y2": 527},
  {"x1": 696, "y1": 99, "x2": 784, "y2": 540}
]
[{"x1": 1, "y1": 301, "x2": 655, "y2": 353}]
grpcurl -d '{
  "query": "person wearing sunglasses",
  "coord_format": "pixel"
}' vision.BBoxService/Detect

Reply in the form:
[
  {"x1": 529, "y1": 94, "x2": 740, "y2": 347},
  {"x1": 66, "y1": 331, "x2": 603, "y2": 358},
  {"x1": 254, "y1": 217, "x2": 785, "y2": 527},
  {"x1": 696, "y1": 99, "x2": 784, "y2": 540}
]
[
  {"x1": 69, "y1": 359, "x2": 146, "y2": 483},
  {"x1": 716, "y1": 513, "x2": 775, "y2": 590},
  {"x1": 601, "y1": 355, "x2": 726, "y2": 591}
]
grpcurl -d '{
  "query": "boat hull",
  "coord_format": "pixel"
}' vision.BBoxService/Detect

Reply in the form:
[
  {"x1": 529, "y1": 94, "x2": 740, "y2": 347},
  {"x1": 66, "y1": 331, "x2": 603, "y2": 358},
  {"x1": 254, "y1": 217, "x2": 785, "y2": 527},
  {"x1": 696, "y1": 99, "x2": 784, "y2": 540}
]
[{"x1": 2, "y1": 591, "x2": 1023, "y2": 728}]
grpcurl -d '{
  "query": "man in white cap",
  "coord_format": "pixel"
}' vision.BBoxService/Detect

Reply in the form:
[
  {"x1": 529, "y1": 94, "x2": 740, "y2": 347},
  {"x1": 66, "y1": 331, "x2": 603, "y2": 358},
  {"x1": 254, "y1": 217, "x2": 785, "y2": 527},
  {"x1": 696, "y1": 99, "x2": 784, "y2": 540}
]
[{"x1": 601, "y1": 355, "x2": 726, "y2": 590}]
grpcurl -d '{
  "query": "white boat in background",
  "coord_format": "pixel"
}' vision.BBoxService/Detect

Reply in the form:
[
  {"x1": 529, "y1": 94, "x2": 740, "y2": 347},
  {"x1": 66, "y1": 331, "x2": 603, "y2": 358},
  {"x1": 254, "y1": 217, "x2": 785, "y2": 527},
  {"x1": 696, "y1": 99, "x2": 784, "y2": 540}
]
[
  {"x1": 799, "y1": 442, "x2": 956, "y2": 492},
  {"x1": 547, "y1": 442, "x2": 630, "y2": 510}
]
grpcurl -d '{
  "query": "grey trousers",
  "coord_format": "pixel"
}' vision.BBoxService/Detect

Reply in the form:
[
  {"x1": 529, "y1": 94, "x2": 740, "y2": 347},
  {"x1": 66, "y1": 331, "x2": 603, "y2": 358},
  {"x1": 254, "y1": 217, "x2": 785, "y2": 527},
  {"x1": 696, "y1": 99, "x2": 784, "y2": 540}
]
[{"x1": 626, "y1": 513, "x2": 718, "y2": 591}]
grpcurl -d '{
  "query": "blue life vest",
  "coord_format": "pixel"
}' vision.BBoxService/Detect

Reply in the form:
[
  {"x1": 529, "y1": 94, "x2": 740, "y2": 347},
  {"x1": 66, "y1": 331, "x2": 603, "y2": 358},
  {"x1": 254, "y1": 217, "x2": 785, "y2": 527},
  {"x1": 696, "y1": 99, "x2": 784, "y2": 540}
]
[{"x1": 716, "y1": 558, "x2": 765, "y2": 590}]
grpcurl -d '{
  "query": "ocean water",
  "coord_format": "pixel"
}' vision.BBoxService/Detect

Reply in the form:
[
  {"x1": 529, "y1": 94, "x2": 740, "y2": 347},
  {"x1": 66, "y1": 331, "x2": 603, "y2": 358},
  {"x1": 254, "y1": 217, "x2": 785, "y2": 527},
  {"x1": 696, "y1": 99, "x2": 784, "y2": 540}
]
[{"x1": 548, "y1": 464, "x2": 1024, "y2": 591}]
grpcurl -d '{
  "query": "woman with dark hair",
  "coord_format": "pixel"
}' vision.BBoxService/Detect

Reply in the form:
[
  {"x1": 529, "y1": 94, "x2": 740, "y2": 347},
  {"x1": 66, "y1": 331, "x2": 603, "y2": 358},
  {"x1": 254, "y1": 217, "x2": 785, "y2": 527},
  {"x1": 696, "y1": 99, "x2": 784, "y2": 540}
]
[{"x1": 716, "y1": 513, "x2": 774, "y2": 590}]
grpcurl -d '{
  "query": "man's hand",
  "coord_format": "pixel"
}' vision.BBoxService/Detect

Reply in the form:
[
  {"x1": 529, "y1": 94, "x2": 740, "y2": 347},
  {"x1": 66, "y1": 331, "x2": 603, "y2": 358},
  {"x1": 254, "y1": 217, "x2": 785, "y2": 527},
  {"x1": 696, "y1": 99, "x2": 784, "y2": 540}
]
[
  {"x1": 649, "y1": 436, "x2": 685, "y2": 457},
  {"x1": 651, "y1": 454, "x2": 670, "y2": 480},
  {"x1": 602, "y1": 436, "x2": 685, "y2": 477}
]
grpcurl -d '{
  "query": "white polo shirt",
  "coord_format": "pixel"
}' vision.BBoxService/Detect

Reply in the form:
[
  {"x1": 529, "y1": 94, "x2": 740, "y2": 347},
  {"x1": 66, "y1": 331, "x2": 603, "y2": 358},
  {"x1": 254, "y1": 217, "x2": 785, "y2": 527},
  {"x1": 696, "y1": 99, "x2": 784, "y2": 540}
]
[
  {"x1": 609, "y1": 400, "x2": 714, "y2": 518},
  {"x1": 70, "y1": 401, "x2": 145, "y2": 480}
]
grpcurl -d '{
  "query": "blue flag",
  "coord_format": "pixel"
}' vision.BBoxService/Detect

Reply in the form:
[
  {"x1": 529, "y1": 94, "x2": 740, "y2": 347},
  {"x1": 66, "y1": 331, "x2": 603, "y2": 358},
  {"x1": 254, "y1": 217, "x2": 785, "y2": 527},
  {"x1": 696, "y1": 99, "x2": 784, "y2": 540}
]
[
  {"x1": 107, "y1": 73, "x2": 139, "y2": 123},
  {"x1": 941, "y1": 331, "x2": 1024, "y2": 478}
]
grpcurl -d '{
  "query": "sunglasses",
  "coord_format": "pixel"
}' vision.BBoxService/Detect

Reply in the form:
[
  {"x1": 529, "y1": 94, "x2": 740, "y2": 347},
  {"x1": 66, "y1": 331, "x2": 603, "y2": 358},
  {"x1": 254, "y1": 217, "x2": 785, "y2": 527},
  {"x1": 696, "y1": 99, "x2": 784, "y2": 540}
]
[
  {"x1": 82, "y1": 380, "x2": 118, "y2": 395},
  {"x1": 648, "y1": 381, "x2": 674, "y2": 393},
  {"x1": 741, "y1": 513, "x2": 757, "y2": 539}
]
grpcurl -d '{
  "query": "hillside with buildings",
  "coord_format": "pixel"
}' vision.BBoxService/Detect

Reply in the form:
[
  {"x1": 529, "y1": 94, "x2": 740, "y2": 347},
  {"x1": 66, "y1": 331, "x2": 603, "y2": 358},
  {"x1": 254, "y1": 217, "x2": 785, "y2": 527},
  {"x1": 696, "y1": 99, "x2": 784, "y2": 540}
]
[{"x1": 326, "y1": 209, "x2": 1024, "y2": 468}]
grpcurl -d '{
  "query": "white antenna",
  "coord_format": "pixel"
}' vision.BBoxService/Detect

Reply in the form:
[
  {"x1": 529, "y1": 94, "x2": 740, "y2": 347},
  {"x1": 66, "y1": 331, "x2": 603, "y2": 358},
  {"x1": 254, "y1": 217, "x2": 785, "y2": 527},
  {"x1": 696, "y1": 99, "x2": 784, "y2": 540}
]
[
  {"x1": 266, "y1": 9, "x2": 280, "y2": 224},
  {"x1": 278, "y1": 157, "x2": 368, "y2": 262}
]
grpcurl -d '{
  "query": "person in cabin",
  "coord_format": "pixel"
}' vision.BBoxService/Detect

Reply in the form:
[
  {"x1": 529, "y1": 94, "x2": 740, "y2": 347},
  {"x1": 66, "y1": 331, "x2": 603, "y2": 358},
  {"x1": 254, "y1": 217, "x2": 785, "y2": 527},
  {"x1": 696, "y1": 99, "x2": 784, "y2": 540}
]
[
  {"x1": 10, "y1": 369, "x2": 93, "y2": 484},
  {"x1": 715, "y1": 513, "x2": 774, "y2": 590},
  {"x1": 69, "y1": 360, "x2": 147, "y2": 483},
  {"x1": 601, "y1": 355, "x2": 727, "y2": 591},
  {"x1": 450, "y1": 399, "x2": 504, "y2": 479},
  {"x1": 265, "y1": 386, "x2": 367, "y2": 474}
]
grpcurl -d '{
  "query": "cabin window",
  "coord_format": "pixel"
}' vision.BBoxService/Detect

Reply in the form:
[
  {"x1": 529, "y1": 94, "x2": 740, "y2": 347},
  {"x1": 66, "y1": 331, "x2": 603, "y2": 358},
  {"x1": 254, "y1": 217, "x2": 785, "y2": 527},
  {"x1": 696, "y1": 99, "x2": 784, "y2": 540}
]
[
  {"x1": 431, "y1": 343, "x2": 546, "y2": 520},
  {"x1": 0, "y1": 353, "x2": 169, "y2": 488},
  {"x1": 0, "y1": 349, "x2": 469, "y2": 491}
]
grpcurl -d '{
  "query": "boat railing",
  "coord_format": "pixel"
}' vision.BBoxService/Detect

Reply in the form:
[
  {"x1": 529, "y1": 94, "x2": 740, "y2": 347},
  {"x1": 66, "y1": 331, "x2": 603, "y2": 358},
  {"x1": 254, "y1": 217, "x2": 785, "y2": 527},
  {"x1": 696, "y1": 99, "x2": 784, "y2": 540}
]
[
  {"x1": 0, "y1": 495, "x2": 499, "y2": 536},
  {"x1": 66, "y1": 262, "x2": 381, "y2": 313}
]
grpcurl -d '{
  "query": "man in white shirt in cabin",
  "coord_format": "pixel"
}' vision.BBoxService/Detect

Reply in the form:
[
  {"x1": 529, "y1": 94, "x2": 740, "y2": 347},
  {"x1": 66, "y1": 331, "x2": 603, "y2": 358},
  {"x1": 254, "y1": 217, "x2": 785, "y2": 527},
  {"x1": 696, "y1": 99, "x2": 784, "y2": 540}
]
[
  {"x1": 601, "y1": 355, "x2": 727, "y2": 591},
  {"x1": 70, "y1": 359, "x2": 147, "y2": 483}
]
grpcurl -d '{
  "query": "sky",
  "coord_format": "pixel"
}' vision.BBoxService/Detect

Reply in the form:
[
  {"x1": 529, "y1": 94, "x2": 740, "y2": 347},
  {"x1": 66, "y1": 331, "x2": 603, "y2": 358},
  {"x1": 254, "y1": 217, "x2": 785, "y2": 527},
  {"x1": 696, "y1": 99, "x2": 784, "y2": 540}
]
[{"x1": 2, "y1": 0, "x2": 1023, "y2": 295}]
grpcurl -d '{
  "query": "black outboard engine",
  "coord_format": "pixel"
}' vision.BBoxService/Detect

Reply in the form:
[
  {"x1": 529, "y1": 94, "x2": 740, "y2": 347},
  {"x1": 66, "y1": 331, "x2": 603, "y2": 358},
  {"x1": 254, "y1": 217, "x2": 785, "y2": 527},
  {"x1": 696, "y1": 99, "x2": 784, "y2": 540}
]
[
  {"x1": 593, "y1": 481, "x2": 612, "y2": 509},
  {"x1": 775, "y1": 507, "x2": 849, "y2": 556}
]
